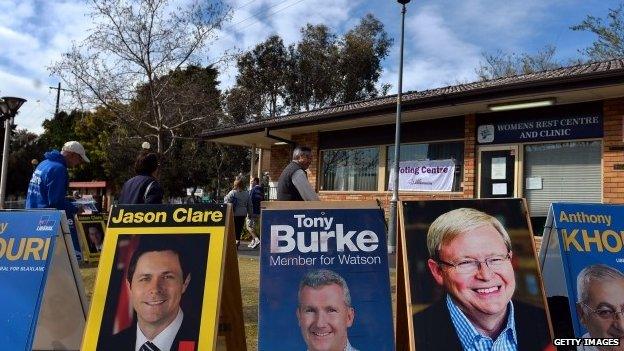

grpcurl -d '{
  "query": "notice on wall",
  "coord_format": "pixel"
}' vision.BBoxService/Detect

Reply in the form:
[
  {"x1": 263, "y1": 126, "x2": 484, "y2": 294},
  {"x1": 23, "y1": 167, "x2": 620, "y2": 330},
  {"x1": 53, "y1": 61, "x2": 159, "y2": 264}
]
[
  {"x1": 388, "y1": 159, "x2": 455, "y2": 192},
  {"x1": 491, "y1": 157, "x2": 507, "y2": 179},
  {"x1": 492, "y1": 182, "x2": 508, "y2": 195}
]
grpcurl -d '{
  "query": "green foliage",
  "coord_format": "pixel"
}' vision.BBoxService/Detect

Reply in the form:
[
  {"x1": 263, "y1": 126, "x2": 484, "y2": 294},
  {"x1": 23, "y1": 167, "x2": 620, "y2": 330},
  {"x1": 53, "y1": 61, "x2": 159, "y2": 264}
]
[
  {"x1": 6, "y1": 128, "x2": 46, "y2": 197},
  {"x1": 572, "y1": 3, "x2": 624, "y2": 61},
  {"x1": 225, "y1": 13, "x2": 392, "y2": 121}
]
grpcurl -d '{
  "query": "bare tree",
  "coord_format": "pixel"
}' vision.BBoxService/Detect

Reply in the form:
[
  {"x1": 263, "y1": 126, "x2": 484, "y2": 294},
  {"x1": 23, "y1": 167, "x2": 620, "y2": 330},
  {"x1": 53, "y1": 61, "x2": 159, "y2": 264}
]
[
  {"x1": 50, "y1": 0, "x2": 229, "y2": 154},
  {"x1": 475, "y1": 45, "x2": 561, "y2": 81}
]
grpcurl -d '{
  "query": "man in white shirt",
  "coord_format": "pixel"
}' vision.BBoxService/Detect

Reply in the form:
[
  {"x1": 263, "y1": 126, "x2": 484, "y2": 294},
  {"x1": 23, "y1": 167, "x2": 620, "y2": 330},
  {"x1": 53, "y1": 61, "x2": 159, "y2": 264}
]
[{"x1": 101, "y1": 240, "x2": 197, "y2": 351}]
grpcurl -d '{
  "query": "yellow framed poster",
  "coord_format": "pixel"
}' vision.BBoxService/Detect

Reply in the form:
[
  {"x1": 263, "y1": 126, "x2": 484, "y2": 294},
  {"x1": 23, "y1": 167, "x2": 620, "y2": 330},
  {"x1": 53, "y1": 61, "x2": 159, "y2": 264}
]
[
  {"x1": 75, "y1": 213, "x2": 107, "y2": 262},
  {"x1": 81, "y1": 203, "x2": 243, "y2": 351}
]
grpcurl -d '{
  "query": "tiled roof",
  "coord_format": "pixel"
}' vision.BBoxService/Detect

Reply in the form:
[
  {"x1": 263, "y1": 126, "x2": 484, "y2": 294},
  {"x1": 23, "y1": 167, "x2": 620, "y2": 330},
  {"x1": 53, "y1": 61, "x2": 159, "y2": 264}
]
[{"x1": 202, "y1": 58, "x2": 624, "y2": 137}]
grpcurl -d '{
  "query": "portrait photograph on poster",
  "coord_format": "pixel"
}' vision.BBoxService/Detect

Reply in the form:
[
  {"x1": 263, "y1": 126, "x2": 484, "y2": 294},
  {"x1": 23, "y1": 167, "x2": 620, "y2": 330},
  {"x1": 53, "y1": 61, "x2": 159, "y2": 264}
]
[
  {"x1": 400, "y1": 199, "x2": 552, "y2": 351},
  {"x1": 81, "y1": 204, "x2": 231, "y2": 351},
  {"x1": 96, "y1": 234, "x2": 209, "y2": 351},
  {"x1": 541, "y1": 203, "x2": 624, "y2": 350},
  {"x1": 259, "y1": 202, "x2": 394, "y2": 351},
  {"x1": 75, "y1": 213, "x2": 107, "y2": 261}
]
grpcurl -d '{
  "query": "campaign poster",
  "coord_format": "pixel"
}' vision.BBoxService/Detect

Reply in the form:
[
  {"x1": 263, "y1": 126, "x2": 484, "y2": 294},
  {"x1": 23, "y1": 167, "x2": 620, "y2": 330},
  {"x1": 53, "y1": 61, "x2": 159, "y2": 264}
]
[
  {"x1": 259, "y1": 202, "x2": 394, "y2": 351},
  {"x1": 400, "y1": 199, "x2": 551, "y2": 351},
  {"x1": 76, "y1": 213, "x2": 107, "y2": 262},
  {"x1": 549, "y1": 203, "x2": 624, "y2": 344},
  {"x1": 0, "y1": 211, "x2": 59, "y2": 351},
  {"x1": 81, "y1": 204, "x2": 228, "y2": 351}
]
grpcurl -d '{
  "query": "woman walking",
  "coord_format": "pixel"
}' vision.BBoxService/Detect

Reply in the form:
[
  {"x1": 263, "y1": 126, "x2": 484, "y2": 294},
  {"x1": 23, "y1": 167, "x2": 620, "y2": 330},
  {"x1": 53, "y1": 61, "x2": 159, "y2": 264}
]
[{"x1": 224, "y1": 179, "x2": 251, "y2": 248}]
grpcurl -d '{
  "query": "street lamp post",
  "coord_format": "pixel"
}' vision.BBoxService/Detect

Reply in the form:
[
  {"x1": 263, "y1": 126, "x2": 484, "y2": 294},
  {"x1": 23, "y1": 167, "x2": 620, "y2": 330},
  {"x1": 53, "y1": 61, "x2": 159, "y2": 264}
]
[
  {"x1": 0, "y1": 97, "x2": 27, "y2": 209},
  {"x1": 388, "y1": 0, "x2": 410, "y2": 254}
]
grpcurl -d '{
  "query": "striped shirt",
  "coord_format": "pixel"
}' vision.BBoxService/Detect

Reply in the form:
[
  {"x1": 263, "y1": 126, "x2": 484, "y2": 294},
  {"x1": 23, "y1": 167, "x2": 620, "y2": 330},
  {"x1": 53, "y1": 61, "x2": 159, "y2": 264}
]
[{"x1": 446, "y1": 295, "x2": 518, "y2": 351}]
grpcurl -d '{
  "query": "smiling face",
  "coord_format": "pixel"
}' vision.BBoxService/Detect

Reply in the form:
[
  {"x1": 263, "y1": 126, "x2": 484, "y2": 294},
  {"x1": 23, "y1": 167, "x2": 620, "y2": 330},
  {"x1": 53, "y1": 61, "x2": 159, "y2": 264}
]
[
  {"x1": 427, "y1": 224, "x2": 516, "y2": 323},
  {"x1": 128, "y1": 250, "x2": 190, "y2": 336},
  {"x1": 296, "y1": 284, "x2": 354, "y2": 351},
  {"x1": 578, "y1": 279, "x2": 624, "y2": 350}
]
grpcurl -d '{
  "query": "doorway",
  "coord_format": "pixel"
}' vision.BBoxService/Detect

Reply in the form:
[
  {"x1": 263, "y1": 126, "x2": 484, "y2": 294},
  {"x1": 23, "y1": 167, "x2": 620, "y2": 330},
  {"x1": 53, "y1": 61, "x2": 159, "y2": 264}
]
[{"x1": 478, "y1": 146, "x2": 518, "y2": 198}]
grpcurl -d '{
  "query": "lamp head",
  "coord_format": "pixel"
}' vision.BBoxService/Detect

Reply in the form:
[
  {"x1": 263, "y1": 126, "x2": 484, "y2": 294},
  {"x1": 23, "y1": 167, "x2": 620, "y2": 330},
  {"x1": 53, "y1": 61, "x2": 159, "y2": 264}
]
[
  {"x1": 397, "y1": 0, "x2": 411, "y2": 4},
  {"x1": 0, "y1": 97, "x2": 26, "y2": 117}
]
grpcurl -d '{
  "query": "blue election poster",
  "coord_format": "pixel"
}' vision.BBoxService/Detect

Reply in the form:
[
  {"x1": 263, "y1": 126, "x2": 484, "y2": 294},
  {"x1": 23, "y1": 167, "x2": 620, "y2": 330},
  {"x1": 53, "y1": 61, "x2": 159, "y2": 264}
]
[
  {"x1": 0, "y1": 211, "x2": 59, "y2": 351},
  {"x1": 259, "y1": 206, "x2": 394, "y2": 351},
  {"x1": 551, "y1": 203, "x2": 624, "y2": 342}
]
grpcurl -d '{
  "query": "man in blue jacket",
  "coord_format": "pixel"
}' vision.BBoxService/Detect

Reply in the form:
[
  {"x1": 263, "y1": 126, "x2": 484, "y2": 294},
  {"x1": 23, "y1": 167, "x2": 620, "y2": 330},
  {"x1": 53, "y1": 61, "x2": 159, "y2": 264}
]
[{"x1": 26, "y1": 141, "x2": 90, "y2": 213}]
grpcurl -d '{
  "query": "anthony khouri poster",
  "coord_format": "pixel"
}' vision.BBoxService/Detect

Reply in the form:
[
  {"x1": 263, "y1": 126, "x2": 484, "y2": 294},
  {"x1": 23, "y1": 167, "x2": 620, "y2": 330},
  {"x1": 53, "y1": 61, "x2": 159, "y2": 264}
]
[
  {"x1": 81, "y1": 204, "x2": 229, "y2": 351},
  {"x1": 0, "y1": 211, "x2": 58, "y2": 350},
  {"x1": 259, "y1": 201, "x2": 394, "y2": 351},
  {"x1": 542, "y1": 203, "x2": 624, "y2": 348},
  {"x1": 399, "y1": 199, "x2": 552, "y2": 351}
]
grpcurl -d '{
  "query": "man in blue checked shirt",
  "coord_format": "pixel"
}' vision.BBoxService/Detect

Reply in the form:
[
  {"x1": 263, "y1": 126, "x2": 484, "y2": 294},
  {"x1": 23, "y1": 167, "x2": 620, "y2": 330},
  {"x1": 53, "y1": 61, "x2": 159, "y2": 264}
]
[{"x1": 413, "y1": 208, "x2": 551, "y2": 351}]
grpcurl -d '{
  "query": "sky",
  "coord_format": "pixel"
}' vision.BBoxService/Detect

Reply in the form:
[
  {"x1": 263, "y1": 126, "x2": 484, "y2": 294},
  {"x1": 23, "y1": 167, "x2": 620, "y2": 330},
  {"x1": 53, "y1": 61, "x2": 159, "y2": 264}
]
[{"x1": 0, "y1": 0, "x2": 619, "y2": 134}]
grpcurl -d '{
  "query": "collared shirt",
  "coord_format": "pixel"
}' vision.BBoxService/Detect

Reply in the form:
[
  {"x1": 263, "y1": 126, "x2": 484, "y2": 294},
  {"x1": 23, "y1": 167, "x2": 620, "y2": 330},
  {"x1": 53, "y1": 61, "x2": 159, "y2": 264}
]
[
  {"x1": 447, "y1": 295, "x2": 518, "y2": 351},
  {"x1": 135, "y1": 309, "x2": 184, "y2": 351},
  {"x1": 307, "y1": 339, "x2": 359, "y2": 351}
]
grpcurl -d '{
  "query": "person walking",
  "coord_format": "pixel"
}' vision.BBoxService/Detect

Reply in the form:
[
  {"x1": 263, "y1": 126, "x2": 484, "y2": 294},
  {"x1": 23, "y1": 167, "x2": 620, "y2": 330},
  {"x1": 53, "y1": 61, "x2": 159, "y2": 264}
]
[
  {"x1": 118, "y1": 151, "x2": 163, "y2": 204},
  {"x1": 224, "y1": 178, "x2": 251, "y2": 248},
  {"x1": 246, "y1": 177, "x2": 263, "y2": 249}
]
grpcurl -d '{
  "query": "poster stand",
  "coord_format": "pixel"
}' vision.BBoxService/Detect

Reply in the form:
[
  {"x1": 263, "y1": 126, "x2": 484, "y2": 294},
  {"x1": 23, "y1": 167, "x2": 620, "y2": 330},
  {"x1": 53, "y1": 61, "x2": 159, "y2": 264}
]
[
  {"x1": 81, "y1": 204, "x2": 246, "y2": 351},
  {"x1": 396, "y1": 199, "x2": 553, "y2": 351},
  {"x1": 0, "y1": 210, "x2": 87, "y2": 351}
]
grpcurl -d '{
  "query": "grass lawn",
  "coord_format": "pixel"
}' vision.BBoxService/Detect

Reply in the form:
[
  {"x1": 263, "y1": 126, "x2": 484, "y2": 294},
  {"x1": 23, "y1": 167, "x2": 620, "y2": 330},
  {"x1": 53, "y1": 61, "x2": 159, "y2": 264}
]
[{"x1": 80, "y1": 256, "x2": 396, "y2": 351}]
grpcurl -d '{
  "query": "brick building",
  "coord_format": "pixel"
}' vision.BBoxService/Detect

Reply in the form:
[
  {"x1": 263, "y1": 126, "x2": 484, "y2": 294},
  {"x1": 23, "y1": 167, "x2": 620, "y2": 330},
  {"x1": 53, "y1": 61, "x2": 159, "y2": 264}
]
[{"x1": 203, "y1": 59, "x2": 624, "y2": 229}]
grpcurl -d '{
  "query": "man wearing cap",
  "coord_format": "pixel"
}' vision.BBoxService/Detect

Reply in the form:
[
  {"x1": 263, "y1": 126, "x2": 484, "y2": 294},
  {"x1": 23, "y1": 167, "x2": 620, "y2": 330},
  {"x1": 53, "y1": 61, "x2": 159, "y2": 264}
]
[{"x1": 26, "y1": 141, "x2": 90, "y2": 212}]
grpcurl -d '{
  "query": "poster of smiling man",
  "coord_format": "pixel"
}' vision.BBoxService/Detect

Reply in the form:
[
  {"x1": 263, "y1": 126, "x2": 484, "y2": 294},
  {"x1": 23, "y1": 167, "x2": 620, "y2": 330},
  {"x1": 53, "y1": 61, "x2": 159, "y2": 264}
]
[
  {"x1": 81, "y1": 203, "x2": 244, "y2": 351},
  {"x1": 399, "y1": 199, "x2": 552, "y2": 351},
  {"x1": 259, "y1": 201, "x2": 394, "y2": 351}
]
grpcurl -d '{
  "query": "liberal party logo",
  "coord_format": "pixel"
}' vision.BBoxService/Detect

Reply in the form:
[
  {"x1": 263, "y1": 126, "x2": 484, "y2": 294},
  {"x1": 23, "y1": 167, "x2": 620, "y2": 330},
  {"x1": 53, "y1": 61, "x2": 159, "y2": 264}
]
[
  {"x1": 36, "y1": 216, "x2": 56, "y2": 231},
  {"x1": 477, "y1": 124, "x2": 495, "y2": 143}
]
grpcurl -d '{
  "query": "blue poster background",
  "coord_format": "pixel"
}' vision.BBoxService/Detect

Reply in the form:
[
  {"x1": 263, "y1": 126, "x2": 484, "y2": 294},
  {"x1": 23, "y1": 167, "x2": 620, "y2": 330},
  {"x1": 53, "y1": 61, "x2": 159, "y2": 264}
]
[
  {"x1": 259, "y1": 208, "x2": 394, "y2": 351},
  {"x1": 552, "y1": 203, "x2": 624, "y2": 337},
  {"x1": 0, "y1": 211, "x2": 58, "y2": 351}
]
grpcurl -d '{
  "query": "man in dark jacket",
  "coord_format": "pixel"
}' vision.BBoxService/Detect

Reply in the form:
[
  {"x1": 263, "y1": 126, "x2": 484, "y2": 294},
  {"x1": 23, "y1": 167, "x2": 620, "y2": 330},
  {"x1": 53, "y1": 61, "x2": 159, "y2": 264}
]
[
  {"x1": 26, "y1": 140, "x2": 90, "y2": 212},
  {"x1": 276, "y1": 146, "x2": 319, "y2": 201},
  {"x1": 118, "y1": 151, "x2": 163, "y2": 204}
]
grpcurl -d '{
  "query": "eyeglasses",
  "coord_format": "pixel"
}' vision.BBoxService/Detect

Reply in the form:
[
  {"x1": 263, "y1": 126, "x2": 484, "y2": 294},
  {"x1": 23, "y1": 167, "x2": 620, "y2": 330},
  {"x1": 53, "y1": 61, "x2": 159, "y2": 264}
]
[
  {"x1": 581, "y1": 303, "x2": 624, "y2": 320},
  {"x1": 437, "y1": 253, "x2": 511, "y2": 274}
]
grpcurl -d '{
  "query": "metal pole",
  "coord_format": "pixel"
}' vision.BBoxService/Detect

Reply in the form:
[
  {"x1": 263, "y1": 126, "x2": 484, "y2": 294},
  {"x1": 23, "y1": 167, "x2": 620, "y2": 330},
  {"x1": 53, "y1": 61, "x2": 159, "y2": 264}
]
[
  {"x1": 388, "y1": 2, "x2": 408, "y2": 254},
  {"x1": 0, "y1": 117, "x2": 13, "y2": 209}
]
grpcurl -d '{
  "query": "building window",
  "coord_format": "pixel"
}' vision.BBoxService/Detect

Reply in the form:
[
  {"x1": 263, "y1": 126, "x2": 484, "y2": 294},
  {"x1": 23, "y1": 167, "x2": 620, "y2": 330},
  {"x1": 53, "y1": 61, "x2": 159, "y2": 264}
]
[
  {"x1": 386, "y1": 141, "x2": 464, "y2": 191},
  {"x1": 321, "y1": 147, "x2": 379, "y2": 191}
]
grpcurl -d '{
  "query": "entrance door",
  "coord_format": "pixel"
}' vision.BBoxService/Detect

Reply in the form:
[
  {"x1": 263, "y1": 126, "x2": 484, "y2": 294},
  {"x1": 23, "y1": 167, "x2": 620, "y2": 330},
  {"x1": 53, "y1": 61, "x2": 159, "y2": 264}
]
[{"x1": 479, "y1": 147, "x2": 517, "y2": 198}]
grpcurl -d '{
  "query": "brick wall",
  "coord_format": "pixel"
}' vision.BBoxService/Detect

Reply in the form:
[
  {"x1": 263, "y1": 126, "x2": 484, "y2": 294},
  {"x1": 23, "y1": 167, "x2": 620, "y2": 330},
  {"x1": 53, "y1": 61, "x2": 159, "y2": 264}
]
[
  {"x1": 268, "y1": 144, "x2": 291, "y2": 181},
  {"x1": 603, "y1": 98, "x2": 624, "y2": 203},
  {"x1": 463, "y1": 113, "x2": 476, "y2": 198},
  {"x1": 268, "y1": 132, "x2": 320, "y2": 191}
]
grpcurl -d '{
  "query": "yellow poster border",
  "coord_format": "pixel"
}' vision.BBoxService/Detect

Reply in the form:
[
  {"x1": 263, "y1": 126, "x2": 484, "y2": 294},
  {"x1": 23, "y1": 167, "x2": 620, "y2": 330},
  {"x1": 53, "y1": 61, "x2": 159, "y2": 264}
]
[
  {"x1": 74, "y1": 215, "x2": 107, "y2": 262},
  {"x1": 81, "y1": 225, "x2": 227, "y2": 351}
]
